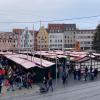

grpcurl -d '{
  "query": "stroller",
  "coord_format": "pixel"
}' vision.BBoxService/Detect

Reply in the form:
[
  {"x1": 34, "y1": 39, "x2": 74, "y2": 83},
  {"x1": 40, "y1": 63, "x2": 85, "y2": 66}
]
[{"x1": 40, "y1": 84, "x2": 48, "y2": 93}]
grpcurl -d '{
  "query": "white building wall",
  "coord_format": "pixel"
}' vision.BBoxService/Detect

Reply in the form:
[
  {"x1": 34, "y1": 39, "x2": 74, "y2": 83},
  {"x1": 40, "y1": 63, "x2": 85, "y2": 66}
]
[
  {"x1": 75, "y1": 30, "x2": 95, "y2": 50},
  {"x1": 64, "y1": 31, "x2": 76, "y2": 49},
  {"x1": 49, "y1": 33, "x2": 64, "y2": 50}
]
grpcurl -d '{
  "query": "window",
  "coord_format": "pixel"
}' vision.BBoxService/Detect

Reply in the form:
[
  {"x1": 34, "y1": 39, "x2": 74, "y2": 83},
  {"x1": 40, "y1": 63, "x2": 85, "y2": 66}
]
[
  {"x1": 50, "y1": 40, "x2": 52, "y2": 42},
  {"x1": 3, "y1": 36, "x2": 5, "y2": 38},
  {"x1": 81, "y1": 42, "x2": 83, "y2": 44}
]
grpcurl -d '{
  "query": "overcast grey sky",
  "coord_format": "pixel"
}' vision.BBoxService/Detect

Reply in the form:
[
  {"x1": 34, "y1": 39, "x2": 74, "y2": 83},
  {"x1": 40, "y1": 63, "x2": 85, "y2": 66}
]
[{"x1": 0, "y1": 0, "x2": 100, "y2": 31}]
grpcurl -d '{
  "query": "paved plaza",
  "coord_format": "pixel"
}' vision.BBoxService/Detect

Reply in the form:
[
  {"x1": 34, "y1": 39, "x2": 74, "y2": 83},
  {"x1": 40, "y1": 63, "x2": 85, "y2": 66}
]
[{"x1": 1, "y1": 75, "x2": 100, "y2": 100}]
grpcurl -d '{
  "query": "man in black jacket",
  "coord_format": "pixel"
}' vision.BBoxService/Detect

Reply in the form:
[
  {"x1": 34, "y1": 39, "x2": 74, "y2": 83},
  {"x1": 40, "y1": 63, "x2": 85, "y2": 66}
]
[
  {"x1": 47, "y1": 77, "x2": 53, "y2": 92},
  {"x1": 0, "y1": 75, "x2": 3, "y2": 94}
]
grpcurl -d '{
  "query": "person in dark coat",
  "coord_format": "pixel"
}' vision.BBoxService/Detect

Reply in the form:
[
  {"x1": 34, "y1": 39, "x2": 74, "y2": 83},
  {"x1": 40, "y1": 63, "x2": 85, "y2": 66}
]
[
  {"x1": 73, "y1": 69, "x2": 77, "y2": 80},
  {"x1": 77, "y1": 68, "x2": 81, "y2": 80},
  {"x1": 90, "y1": 66, "x2": 93, "y2": 73},
  {"x1": 47, "y1": 77, "x2": 53, "y2": 92},
  {"x1": 94, "y1": 68, "x2": 98, "y2": 78},
  {"x1": 0, "y1": 75, "x2": 3, "y2": 94},
  {"x1": 62, "y1": 71, "x2": 67, "y2": 85},
  {"x1": 84, "y1": 66, "x2": 88, "y2": 81}
]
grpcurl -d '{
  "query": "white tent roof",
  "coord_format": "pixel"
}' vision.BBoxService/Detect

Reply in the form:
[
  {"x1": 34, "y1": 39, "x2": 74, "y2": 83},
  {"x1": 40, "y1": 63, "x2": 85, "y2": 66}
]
[
  {"x1": 4, "y1": 54, "x2": 55, "y2": 68},
  {"x1": 4, "y1": 54, "x2": 37, "y2": 69}
]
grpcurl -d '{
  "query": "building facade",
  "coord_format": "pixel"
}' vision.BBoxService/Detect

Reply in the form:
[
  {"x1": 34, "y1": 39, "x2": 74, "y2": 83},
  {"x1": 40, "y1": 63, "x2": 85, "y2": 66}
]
[
  {"x1": 13, "y1": 27, "x2": 34, "y2": 51},
  {"x1": 48, "y1": 24, "x2": 76, "y2": 50},
  {"x1": 63, "y1": 24, "x2": 76, "y2": 49},
  {"x1": 20, "y1": 27, "x2": 34, "y2": 50},
  {"x1": 75, "y1": 29, "x2": 96, "y2": 50},
  {"x1": 13, "y1": 24, "x2": 96, "y2": 52},
  {"x1": 0, "y1": 32, "x2": 16, "y2": 51},
  {"x1": 13, "y1": 28, "x2": 24, "y2": 49},
  {"x1": 34, "y1": 31, "x2": 38, "y2": 51},
  {"x1": 48, "y1": 24, "x2": 64, "y2": 50},
  {"x1": 36, "y1": 26, "x2": 49, "y2": 51}
]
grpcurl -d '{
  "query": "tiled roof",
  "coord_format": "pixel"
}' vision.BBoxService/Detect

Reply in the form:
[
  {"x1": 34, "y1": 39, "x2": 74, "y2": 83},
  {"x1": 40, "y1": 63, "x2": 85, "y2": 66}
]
[{"x1": 48, "y1": 23, "x2": 76, "y2": 32}]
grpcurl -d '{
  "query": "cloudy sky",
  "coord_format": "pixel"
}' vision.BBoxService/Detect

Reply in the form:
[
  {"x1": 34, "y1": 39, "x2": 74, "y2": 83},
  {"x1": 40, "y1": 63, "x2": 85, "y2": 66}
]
[{"x1": 0, "y1": 0, "x2": 100, "y2": 31}]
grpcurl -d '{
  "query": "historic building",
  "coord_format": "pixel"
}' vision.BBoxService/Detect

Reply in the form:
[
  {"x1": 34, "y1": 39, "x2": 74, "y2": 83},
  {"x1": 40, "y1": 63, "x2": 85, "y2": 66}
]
[
  {"x1": 13, "y1": 28, "x2": 24, "y2": 49},
  {"x1": 63, "y1": 24, "x2": 76, "y2": 49},
  {"x1": 0, "y1": 32, "x2": 16, "y2": 51},
  {"x1": 75, "y1": 29, "x2": 96, "y2": 51},
  {"x1": 48, "y1": 24, "x2": 76, "y2": 50},
  {"x1": 36, "y1": 26, "x2": 49, "y2": 51},
  {"x1": 48, "y1": 24, "x2": 64, "y2": 50},
  {"x1": 13, "y1": 27, "x2": 35, "y2": 51},
  {"x1": 13, "y1": 24, "x2": 96, "y2": 52}
]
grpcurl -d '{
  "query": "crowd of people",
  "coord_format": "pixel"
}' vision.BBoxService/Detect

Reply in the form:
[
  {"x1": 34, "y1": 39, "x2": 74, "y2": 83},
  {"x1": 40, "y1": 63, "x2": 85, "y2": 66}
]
[
  {"x1": 0, "y1": 58, "x2": 37, "y2": 94},
  {"x1": 73, "y1": 66, "x2": 98, "y2": 81},
  {"x1": 40, "y1": 64, "x2": 99, "y2": 93},
  {"x1": 61, "y1": 66, "x2": 98, "y2": 86},
  {"x1": 0, "y1": 56, "x2": 99, "y2": 94}
]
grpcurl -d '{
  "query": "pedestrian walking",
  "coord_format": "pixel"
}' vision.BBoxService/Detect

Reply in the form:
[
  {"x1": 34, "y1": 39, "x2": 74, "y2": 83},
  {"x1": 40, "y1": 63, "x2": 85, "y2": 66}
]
[
  {"x1": 94, "y1": 68, "x2": 98, "y2": 78},
  {"x1": 90, "y1": 66, "x2": 93, "y2": 73},
  {"x1": 47, "y1": 77, "x2": 53, "y2": 92},
  {"x1": 84, "y1": 66, "x2": 88, "y2": 81},
  {"x1": 15, "y1": 76, "x2": 22, "y2": 89},
  {"x1": 5, "y1": 78, "x2": 10, "y2": 91},
  {"x1": 27, "y1": 73, "x2": 32, "y2": 89},
  {"x1": 73, "y1": 69, "x2": 77, "y2": 80},
  {"x1": 0, "y1": 75, "x2": 3, "y2": 94},
  {"x1": 27, "y1": 79, "x2": 32, "y2": 88},
  {"x1": 43, "y1": 77, "x2": 48, "y2": 90},
  {"x1": 77, "y1": 68, "x2": 81, "y2": 80},
  {"x1": 8, "y1": 76, "x2": 15, "y2": 91},
  {"x1": 62, "y1": 71, "x2": 67, "y2": 85}
]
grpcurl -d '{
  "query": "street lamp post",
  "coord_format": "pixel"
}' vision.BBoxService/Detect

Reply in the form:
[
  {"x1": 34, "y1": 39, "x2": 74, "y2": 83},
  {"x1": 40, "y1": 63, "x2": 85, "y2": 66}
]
[
  {"x1": 40, "y1": 20, "x2": 42, "y2": 68},
  {"x1": 32, "y1": 24, "x2": 34, "y2": 62},
  {"x1": 56, "y1": 54, "x2": 58, "y2": 86}
]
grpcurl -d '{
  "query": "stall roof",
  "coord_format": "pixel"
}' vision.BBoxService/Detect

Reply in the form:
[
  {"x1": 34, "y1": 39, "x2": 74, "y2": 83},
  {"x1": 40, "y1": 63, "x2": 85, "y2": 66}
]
[
  {"x1": 19, "y1": 54, "x2": 55, "y2": 68},
  {"x1": 4, "y1": 54, "x2": 37, "y2": 69},
  {"x1": 4, "y1": 54, "x2": 55, "y2": 68}
]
